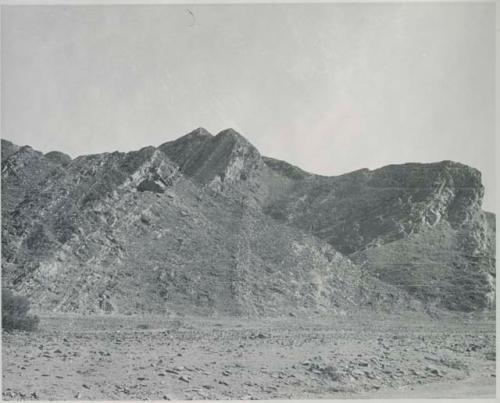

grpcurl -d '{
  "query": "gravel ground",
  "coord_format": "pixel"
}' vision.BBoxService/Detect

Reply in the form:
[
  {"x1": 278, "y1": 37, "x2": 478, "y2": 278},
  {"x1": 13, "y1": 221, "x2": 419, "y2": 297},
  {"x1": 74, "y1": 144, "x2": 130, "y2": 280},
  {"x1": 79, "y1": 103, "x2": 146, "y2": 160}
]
[{"x1": 2, "y1": 311, "x2": 496, "y2": 400}]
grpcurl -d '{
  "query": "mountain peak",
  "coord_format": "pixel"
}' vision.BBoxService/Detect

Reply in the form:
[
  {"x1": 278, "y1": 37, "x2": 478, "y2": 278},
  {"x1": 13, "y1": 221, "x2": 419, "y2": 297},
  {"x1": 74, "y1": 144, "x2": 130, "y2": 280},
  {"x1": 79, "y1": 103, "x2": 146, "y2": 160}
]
[
  {"x1": 216, "y1": 127, "x2": 241, "y2": 137},
  {"x1": 213, "y1": 128, "x2": 256, "y2": 147},
  {"x1": 189, "y1": 127, "x2": 212, "y2": 137},
  {"x1": 165, "y1": 127, "x2": 213, "y2": 145},
  {"x1": 159, "y1": 127, "x2": 262, "y2": 186}
]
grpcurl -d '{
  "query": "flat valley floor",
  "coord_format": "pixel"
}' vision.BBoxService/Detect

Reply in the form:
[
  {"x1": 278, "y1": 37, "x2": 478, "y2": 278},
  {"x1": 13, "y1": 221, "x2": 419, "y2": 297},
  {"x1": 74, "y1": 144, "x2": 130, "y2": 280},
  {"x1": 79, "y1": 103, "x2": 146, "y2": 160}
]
[{"x1": 2, "y1": 311, "x2": 496, "y2": 400}]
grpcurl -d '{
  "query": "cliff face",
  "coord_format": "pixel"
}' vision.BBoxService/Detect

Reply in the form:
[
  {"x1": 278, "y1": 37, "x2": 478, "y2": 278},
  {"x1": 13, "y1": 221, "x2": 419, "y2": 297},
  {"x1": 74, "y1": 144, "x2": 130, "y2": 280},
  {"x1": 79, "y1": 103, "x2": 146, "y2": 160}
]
[
  {"x1": 263, "y1": 162, "x2": 495, "y2": 311},
  {"x1": 1, "y1": 130, "x2": 495, "y2": 314},
  {"x1": 264, "y1": 162, "x2": 484, "y2": 250}
]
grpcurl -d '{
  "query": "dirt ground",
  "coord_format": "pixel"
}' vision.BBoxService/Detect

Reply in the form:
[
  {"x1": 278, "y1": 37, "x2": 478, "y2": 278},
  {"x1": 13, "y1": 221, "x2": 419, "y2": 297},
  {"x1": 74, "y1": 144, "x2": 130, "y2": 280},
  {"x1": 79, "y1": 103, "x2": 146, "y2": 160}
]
[{"x1": 2, "y1": 310, "x2": 496, "y2": 400}]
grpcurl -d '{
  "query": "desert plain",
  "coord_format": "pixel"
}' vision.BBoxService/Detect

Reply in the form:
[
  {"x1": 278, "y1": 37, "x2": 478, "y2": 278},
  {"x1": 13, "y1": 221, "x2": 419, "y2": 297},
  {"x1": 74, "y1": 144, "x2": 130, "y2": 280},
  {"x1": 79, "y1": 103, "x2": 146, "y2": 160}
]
[{"x1": 2, "y1": 310, "x2": 496, "y2": 400}]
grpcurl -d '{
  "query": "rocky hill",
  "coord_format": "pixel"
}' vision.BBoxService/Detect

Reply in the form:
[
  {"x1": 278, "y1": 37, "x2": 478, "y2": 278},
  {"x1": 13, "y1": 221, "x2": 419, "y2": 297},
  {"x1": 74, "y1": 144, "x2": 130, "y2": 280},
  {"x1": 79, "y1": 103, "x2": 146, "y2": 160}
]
[
  {"x1": 263, "y1": 161, "x2": 496, "y2": 310},
  {"x1": 1, "y1": 129, "x2": 495, "y2": 314}
]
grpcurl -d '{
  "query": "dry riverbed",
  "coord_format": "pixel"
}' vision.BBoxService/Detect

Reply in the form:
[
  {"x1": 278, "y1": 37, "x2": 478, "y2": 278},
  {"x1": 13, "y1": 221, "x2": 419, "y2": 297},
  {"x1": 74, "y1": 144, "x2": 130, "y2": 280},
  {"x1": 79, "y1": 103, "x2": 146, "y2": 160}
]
[{"x1": 2, "y1": 311, "x2": 496, "y2": 400}]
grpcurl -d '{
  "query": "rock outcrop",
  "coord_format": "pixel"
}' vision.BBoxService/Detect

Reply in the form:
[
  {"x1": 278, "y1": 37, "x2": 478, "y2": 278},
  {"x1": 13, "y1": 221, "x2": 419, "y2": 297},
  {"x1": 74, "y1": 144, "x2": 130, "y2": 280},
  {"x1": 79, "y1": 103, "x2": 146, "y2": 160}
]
[
  {"x1": 1, "y1": 130, "x2": 495, "y2": 314},
  {"x1": 263, "y1": 162, "x2": 496, "y2": 311}
]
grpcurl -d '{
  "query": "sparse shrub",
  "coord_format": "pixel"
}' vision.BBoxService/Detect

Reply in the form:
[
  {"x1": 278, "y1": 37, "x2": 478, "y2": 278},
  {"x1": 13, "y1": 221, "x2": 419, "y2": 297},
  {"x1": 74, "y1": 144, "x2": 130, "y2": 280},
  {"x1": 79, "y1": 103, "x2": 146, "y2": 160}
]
[
  {"x1": 2, "y1": 288, "x2": 39, "y2": 332},
  {"x1": 485, "y1": 351, "x2": 496, "y2": 361}
]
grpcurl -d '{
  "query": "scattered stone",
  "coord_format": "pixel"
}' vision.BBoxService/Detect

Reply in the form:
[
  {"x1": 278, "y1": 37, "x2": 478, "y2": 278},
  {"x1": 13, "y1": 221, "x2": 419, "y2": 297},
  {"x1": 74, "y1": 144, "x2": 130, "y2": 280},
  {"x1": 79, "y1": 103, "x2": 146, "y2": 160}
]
[
  {"x1": 425, "y1": 366, "x2": 444, "y2": 377},
  {"x1": 365, "y1": 371, "x2": 378, "y2": 379},
  {"x1": 179, "y1": 376, "x2": 190, "y2": 383}
]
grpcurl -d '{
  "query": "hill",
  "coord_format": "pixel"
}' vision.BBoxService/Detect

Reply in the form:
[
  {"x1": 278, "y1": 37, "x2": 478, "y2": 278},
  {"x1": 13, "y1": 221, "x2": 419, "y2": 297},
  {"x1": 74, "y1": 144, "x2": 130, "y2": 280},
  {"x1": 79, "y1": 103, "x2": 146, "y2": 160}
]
[{"x1": 1, "y1": 129, "x2": 495, "y2": 314}]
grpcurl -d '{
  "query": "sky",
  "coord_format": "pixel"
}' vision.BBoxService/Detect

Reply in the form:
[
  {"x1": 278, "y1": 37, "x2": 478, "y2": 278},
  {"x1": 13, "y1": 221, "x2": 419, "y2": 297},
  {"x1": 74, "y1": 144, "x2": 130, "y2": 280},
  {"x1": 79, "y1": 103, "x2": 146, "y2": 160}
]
[{"x1": 1, "y1": 3, "x2": 496, "y2": 211}]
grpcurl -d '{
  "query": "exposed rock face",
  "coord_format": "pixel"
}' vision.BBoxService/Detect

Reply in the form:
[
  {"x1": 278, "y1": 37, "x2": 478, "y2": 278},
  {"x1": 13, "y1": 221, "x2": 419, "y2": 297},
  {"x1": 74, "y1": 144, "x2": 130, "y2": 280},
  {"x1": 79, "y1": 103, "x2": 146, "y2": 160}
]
[
  {"x1": 1, "y1": 129, "x2": 495, "y2": 314},
  {"x1": 263, "y1": 162, "x2": 496, "y2": 311},
  {"x1": 159, "y1": 128, "x2": 267, "y2": 203},
  {"x1": 1, "y1": 141, "x2": 59, "y2": 214},
  {"x1": 264, "y1": 162, "x2": 484, "y2": 251}
]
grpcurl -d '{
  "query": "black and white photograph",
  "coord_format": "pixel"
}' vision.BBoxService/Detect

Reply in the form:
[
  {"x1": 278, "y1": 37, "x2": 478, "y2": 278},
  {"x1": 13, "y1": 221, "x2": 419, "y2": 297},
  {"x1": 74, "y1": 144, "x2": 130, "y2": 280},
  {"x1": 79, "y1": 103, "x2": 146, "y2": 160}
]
[{"x1": 0, "y1": 1, "x2": 497, "y2": 400}]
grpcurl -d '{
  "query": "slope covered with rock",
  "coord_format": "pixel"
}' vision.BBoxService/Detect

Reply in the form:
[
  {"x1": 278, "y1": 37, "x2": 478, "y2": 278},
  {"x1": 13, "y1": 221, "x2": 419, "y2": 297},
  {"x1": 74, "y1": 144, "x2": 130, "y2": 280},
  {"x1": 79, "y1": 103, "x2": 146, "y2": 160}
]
[
  {"x1": 1, "y1": 129, "x2": 495, "y2": 314},
  {"x1": 1, "y1": 134, "x2": 416, "y2": 315},
  {"x1": 263, "y1": 161, "x2": 496, "y2": 311}
]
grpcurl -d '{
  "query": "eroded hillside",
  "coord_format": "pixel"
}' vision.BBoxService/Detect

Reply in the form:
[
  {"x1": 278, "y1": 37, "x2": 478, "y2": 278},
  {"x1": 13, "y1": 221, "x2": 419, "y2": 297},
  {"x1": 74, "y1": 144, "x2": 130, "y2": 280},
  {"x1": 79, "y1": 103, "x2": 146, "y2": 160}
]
[{"x1": 1, "y1": 129, "x2": 495, "y2": 313}]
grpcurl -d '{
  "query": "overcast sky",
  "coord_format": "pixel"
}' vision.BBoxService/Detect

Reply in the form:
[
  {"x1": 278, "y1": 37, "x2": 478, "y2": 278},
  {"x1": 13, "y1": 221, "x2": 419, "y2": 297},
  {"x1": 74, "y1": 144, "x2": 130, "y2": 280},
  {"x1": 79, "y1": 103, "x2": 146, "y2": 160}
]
[{"x1": 1, "y1": 3, "x2": 495, "y2": 211}]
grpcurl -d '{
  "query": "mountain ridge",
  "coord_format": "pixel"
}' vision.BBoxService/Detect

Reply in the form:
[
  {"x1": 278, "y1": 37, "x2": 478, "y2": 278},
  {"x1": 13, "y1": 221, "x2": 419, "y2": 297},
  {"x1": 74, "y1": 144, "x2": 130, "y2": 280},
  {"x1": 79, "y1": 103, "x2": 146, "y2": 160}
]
[
  {"x1": 2, "y1": 133, "x2": 494, "y2": 213},
  {"x1": 1, "y1": 130, "x2": 495, "y2": 314}
]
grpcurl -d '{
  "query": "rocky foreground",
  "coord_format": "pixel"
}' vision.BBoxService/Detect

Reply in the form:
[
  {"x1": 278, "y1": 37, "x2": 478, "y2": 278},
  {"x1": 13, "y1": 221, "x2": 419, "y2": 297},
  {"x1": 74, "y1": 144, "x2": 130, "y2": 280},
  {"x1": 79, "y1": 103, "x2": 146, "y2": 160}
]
[{"x1": 2, "y1": 312, "x2": 496, "y2": 400}]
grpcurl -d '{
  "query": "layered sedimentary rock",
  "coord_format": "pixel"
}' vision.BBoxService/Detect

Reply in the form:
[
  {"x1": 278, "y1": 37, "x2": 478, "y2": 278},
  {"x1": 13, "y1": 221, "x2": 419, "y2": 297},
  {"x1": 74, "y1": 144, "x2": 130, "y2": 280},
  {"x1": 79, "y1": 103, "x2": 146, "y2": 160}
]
[{"x1": 1, "y1": 129, "x2": 495, "y2": 314}]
